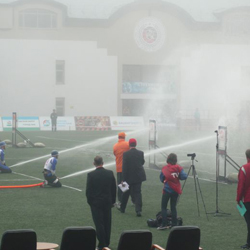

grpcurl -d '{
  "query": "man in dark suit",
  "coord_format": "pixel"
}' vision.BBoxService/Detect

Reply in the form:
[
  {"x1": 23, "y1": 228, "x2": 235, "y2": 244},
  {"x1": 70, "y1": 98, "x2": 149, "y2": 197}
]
[
  {"x1": 119, "y1": 138, "x2": 146, "y2": 217},
  {"x1": 86, "y1": 156, "x2": 116, "y2": 250}
]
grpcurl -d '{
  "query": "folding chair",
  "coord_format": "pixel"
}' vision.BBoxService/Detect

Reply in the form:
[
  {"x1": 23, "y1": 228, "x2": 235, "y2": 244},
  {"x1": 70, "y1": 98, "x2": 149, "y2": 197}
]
[
  {"x1": 60, "y1": 226, "x2": 96, "y2": 250},
  {"x1": 103, "y1": 230, "x2": 152, "y2": 250},
  {"x1": 151, "y1": 226, "x2": 203, "y2": 250},
  {"x1": 0, "y1": 229, "x2": 37, "y2": 250}
]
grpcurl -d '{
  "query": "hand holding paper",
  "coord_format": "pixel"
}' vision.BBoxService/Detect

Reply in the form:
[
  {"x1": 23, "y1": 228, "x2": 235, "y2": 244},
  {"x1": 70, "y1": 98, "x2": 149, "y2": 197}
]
[{"x1": 118, "y1": 182, "x2": 129, "y2": 192}]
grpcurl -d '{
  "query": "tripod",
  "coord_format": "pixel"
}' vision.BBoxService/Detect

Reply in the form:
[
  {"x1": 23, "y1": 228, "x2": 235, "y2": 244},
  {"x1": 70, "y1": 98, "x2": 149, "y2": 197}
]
[
  {"x1": 207, "y1": 130, "x2": 230, "y2": 216},
  {"x1": 182, "y1": 153, "x2": 209, "y2": 220}
]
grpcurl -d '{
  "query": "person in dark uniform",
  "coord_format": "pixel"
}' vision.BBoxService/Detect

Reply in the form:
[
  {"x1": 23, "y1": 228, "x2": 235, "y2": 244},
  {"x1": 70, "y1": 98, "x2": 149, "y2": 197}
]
[
  {"x1": 119, "y1": 138, "x2": 146, "y2": 217},
  {"x1": 86, "y1": 156, "x2": 116, "y2": 250},
  {"x1": 50, "y1": 109, "x2": 58, "y2": 132}
]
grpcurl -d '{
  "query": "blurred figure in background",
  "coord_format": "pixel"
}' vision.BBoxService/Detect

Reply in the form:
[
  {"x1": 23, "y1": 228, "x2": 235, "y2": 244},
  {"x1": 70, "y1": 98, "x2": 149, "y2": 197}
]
[
  {"x1": 50, "y1": 109, "x2": 58, "y2": 132},
  {"x1": 194, "y1": 108, "x2": 201, "y2": 131}
]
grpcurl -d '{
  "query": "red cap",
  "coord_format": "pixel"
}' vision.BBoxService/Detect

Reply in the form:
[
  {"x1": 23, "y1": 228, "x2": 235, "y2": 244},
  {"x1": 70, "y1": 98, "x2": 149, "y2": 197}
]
[
  {"x1": 129, "y1": 138, "x2": 137, "y2": 146},
  {"x1": 118, "y1": 132, "x2": 126, "y2": 138}
]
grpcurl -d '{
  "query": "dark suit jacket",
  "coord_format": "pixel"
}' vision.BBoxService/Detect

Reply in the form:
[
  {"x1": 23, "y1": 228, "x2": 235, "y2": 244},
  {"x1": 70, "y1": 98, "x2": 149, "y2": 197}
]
[
  {"x1": 122, "y1": 148, "x2": 146, "y2": 185},
  {"x1": 86, "y1": 167, "x2": 116, "y2": 208}
]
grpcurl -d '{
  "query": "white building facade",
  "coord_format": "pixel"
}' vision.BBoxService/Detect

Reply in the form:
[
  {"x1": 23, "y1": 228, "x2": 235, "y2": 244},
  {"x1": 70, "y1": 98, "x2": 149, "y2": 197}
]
[{"x1": 0, "y1": 0, "x2": 250, "y2": 129}]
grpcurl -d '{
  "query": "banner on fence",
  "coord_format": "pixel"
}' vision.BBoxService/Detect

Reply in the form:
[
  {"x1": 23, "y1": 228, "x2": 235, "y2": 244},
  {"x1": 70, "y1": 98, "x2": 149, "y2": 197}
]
[
  {"x1": 39, "y1": 117, "x2": 76, "y2": 131},
  {"x1": 0, "y1": 116, "x2": 145, "y2": 131},
  {"x1": 2, "y1": 116, "x2": 39, "y2": 131},
  {"x1": 110, "y1": 116, "x2": 144, "y2": 130},
  {"x1": 75, "y1": 116, "x2": 111, "y2": 131}
]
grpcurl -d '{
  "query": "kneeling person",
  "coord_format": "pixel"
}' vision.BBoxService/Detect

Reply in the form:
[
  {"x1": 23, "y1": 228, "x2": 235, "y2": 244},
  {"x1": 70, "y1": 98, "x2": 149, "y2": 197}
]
[
  {"x1": 43, "y1": 150, "x2": 62, "y2": 187},
  {"x1": 0, "y1": 141, "x2": 12, "y2": 173}
]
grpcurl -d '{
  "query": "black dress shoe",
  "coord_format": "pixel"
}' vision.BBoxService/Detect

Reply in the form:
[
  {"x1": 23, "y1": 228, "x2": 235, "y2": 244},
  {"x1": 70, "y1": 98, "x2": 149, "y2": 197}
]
[
  {"x1": 136, "y1": 212, "x2": 141, "y2": 217},
  {"x1": 241, "y1": 244, "x2": 250, "y2": 249}
]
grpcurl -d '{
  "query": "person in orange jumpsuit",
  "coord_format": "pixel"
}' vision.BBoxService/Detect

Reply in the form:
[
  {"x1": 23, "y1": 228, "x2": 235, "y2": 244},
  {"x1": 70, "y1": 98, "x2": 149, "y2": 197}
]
[{"x1": 113, "y1": 132, "x2": 129, "y2": 206}]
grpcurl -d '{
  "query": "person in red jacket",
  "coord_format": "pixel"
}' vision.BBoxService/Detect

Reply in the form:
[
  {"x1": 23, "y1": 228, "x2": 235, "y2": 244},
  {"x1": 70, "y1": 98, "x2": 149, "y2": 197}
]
[
  {"x1": 237, "y1": 149, "x2": 250, "y2": 249},
  {"x1": 157, "y1": 153, "x2": 187, "y2": 230},
  {"x1": 113, "y1": 132, "x2": 130, "y2": 206}
]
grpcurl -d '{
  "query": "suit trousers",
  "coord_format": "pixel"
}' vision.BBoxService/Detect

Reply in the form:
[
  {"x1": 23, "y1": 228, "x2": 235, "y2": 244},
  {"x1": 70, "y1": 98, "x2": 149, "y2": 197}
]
[
  {"x1": 90, "y1": 205, "x2": 112, "y2": 249},
  {"x1": 121, "y1": 182, "x2": 142, "y2": 212},
  {"x1": 117, "y1": 172, "x2": 122, "y2": 202}
]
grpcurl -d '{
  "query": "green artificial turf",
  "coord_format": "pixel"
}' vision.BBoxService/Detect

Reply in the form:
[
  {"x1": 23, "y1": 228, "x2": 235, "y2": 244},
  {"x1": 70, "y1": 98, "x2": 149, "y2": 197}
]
[{"x1": 0, "y1": 129, "x2": 247, "y2": 250}]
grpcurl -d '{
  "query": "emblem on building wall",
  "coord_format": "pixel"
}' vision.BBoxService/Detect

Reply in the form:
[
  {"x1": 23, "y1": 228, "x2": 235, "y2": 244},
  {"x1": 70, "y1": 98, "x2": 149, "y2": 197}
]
[{"x1": 134, "y1": 17, "x2": 166, "y2": 52}]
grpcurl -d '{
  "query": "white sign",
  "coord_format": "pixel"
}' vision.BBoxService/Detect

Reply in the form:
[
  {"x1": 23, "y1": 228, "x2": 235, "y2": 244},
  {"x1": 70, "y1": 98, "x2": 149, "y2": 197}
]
[
  {"x1": 39, "y1": 117, "x2": 76, "y2": 131},
  {"x1": 2, "y1": 116, "x2": 39, "y2": 131},
  {"x1": 149, "y1": 120, "x2": 156, "y2": 141},
  {"x1": 18, "y1": 117, "x2": 40, "y2": 129},
  {"x1": 218, "y1": 126, "x2": 227, "y2": 151},
  {"x1": 110, "y1": 116, "x2": 144, "y2": 130},
  {"x1": 2, "y1": 117, "x2": 12, "y2": 130}
]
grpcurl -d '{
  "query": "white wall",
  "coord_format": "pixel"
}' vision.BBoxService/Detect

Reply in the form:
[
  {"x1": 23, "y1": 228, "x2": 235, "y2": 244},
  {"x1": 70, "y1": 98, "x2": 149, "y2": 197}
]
[{"x1": 0, "y1": 39, "x2": 117, "y2": 116}]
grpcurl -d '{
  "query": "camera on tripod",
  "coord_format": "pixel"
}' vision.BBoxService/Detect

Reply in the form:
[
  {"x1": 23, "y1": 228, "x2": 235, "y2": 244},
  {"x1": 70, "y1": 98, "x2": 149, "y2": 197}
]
[{"x1": 187, "y1": 153, "x2": 196, "y2": 158}]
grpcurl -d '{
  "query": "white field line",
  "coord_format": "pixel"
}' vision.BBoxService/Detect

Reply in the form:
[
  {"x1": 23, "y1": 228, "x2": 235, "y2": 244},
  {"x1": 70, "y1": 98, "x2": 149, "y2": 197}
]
[
  {"x1": 36, "y1": 136, "x2": 89, "y2": 143},
  {"x1": 11, "y1": 172, "x2": 82, "y2": 192},
  {"x1": 0, "y1": 179, "x2": 35, "y2": 181}
]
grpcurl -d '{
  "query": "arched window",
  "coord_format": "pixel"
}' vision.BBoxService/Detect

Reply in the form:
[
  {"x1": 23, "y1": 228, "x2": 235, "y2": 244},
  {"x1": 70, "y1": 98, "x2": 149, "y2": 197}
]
[{"x1": 19, "y1": 9, "x2": 57, "y2": 28}]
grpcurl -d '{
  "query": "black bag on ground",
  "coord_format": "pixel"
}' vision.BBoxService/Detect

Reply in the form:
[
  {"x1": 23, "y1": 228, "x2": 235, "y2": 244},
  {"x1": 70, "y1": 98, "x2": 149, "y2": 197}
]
[{"x1": 147, "y1": 210, "x2": 183, "y2": 227}]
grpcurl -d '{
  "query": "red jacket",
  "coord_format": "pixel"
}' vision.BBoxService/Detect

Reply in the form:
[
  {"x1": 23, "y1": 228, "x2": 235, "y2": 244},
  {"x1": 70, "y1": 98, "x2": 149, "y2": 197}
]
[
  {"x1": 237, "y1": 159, "x2": 250, "y2": 202},
  {"x1": 161, "y1": 164, "x2": 185, "y2": 194}
]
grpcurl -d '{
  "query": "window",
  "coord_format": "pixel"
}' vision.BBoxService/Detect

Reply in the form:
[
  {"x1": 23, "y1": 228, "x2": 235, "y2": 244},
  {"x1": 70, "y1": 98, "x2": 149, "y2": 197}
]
[
  {"x1": 56, "y1": 60, "x2": 65, "y2": 85},
  {"x1": 19, "y1": 9, "x2": 57, "y2": 28},
  {"x1": 56, "y1": 97, "x2": 65, "y2": 116}
]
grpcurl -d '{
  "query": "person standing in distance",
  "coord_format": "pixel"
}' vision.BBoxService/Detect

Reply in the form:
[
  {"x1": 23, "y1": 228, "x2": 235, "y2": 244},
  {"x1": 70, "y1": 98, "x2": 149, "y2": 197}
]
[
  {"x1": 42, "y1": 150, "x2": 62, "y2": 187},
  {"x1": 50, "y1": 109, "x2": 58, "y2": 132},
  {"x1": 157, "y1": 153, "x2": 187, "y2": 230},
  {"x1": 237, "y1": 149, "x2": 250, "y2": 249},
  {"x1": 86, "y1": 156, "x2": 116, "y2": 250},
  {"x1": 119, "y1": 138, "x2": 146, "y2": 217},
  {"x1": 113, "y1": 132, "x2": 130, "y2": 206},
  {"x1": 0, "y1": 141, "x2": 12, "y2": 173}
]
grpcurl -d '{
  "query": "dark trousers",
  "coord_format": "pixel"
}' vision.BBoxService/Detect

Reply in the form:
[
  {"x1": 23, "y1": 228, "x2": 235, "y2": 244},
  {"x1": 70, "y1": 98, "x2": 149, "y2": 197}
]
[
  {"x1": 121, "y1": 182, "x2": 142, "y2": 212},
  {"x1": 51, "y1": 122, "x2": 57, "y2": 131},
  {"x1": 0, "y1": 163, "x2": 12, "y2": 173},
  {"x1": 44, "y1": 173, "x2": 62, "y2": 187},
  {"x1": 244, "y1": 202, "x2": 250, "y2": 245},
  {"x1": 90, "y1": 205, "x2": 112, "y2": 249},
  {"x1": 161, "y1": 192, "x2": 179, "y2": 226},
  {"x1": 117, "y1": 172, "x2": 122, "y2": 202}
]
